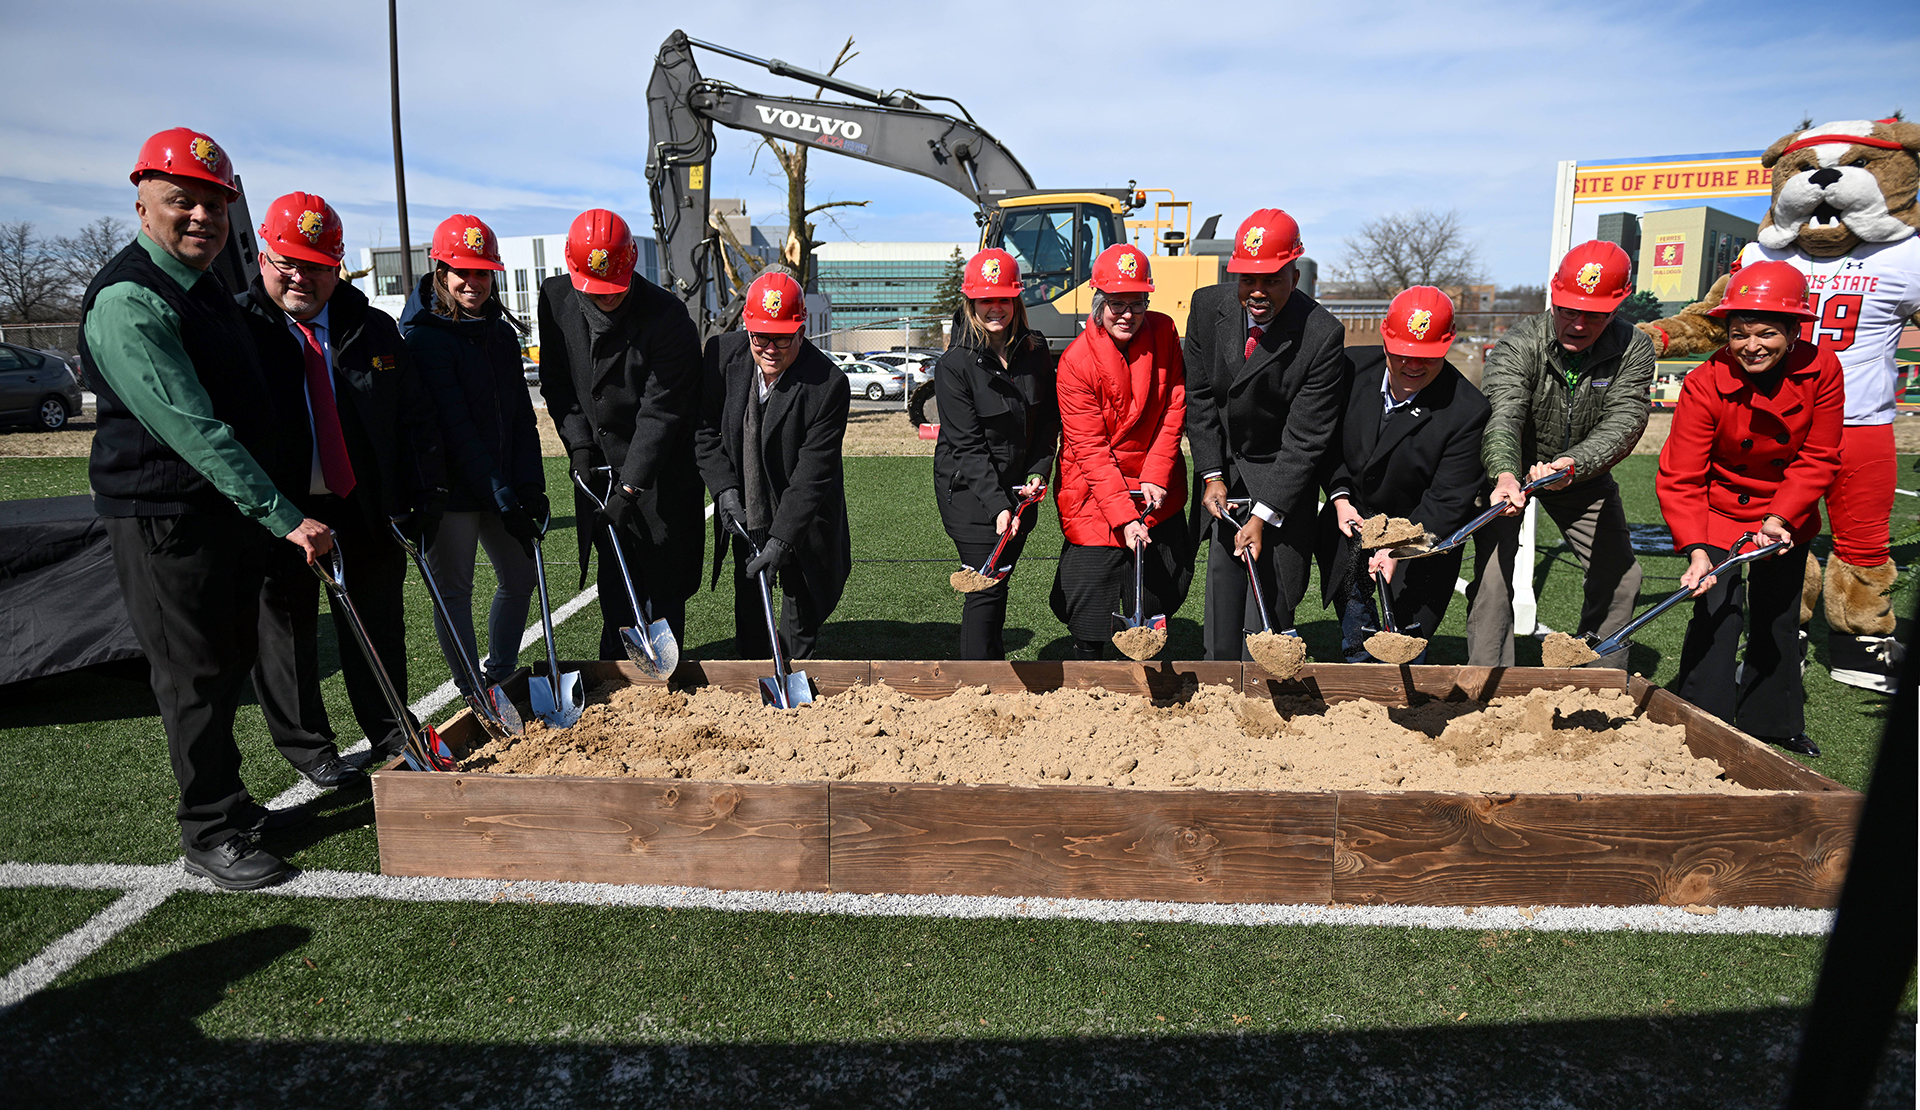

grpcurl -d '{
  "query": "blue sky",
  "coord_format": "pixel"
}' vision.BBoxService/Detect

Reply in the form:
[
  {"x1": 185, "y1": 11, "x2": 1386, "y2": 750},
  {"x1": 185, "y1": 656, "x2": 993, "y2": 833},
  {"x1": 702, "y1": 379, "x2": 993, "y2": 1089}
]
[{"x1": 3, "y1": 0, "x2": 1914, "y2": 287}]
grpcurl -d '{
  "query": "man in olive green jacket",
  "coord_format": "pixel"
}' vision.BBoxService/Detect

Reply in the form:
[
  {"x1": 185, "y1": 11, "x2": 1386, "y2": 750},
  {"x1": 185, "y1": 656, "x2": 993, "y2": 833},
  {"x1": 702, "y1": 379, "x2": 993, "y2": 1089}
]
[{"x1": 1467, "y1": 241, "x2": 1655, "y2": 668}]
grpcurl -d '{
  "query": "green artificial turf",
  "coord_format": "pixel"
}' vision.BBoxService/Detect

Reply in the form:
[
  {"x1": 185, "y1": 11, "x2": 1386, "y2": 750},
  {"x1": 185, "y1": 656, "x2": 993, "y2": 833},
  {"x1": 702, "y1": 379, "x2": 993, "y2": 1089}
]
[
  {"x1": 0, "y1": 887, "x2": 118, "y2": 974},
  {"x1": 2, "y1": 892, "x2": 1910, "y2": 1108}
]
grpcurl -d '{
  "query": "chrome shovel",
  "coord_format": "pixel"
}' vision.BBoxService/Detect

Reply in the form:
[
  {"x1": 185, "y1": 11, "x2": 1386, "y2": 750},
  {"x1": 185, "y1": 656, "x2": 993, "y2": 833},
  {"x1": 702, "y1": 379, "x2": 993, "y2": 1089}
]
[
  {"x1": 309, "y1": 536, "x2": 455, "y2": 771},
  {"x1": 726, "y1": 517, "x2": 812, "y2": 709},
  {"x1": 572, "y1": 468, "x2": 679, "y2": 679},
  {"x1": 527, "y1": 518, "x2": 584, "y2": 728},
  {"x1": 387, "y1": 518, "x2": 522, "y2": 742},
  {"x1": 1584, "y1": 533, "x2": 1790, "y2": 659},
  {"x1": 1388, "y1": 467, "x2": 1573, "y2": 560}
]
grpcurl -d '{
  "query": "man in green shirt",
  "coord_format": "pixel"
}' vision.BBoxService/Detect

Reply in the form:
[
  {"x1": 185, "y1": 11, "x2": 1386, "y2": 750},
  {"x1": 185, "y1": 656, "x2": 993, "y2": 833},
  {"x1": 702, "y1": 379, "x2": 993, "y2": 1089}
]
[
  {"x1": 1467, "y1": 240, "x2": 1655, "y2": 669},
  {"x1": 81, "y1": 128, "x2": 331, "y2": 890}
]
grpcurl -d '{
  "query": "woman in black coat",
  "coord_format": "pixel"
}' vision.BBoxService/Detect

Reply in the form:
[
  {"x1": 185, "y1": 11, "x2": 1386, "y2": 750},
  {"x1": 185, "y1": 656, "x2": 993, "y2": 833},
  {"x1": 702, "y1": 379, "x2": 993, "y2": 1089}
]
[
  {"x1": 401, "y1": 214, "x2": 546, "y2": 693},
  {"x1": 933, "y1": 249, "x2": 1058, "y2": 659},
  {"x1": 537, "y1": 209, "x2": 704, "y2": 653}
]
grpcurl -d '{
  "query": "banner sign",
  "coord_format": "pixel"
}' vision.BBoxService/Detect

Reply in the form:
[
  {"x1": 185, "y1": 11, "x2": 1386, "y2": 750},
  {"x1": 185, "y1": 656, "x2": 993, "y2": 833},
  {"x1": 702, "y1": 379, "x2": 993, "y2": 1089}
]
[{"x1": 1571, "y1": 153, "x2": 1770, "y2": 203}]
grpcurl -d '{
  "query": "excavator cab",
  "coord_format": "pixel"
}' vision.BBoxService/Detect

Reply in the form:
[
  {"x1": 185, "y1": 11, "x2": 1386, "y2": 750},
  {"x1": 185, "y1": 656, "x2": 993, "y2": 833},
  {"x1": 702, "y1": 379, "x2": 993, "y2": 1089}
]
[{"x1": 983, "y1": 192, "x2": 1130, "y2": 349}]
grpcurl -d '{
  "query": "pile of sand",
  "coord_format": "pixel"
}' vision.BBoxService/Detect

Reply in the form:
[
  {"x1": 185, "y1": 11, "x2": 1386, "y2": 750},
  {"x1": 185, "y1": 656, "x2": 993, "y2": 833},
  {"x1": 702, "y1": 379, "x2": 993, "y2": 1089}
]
[
  {"x1": 1542, "y1": 631, "x2": 1601, "y2": 668},
  {"x1": 464, "y1": 682, "x2": 1756, "y2": 795},
  {"x1": 1362, "y1": 630, "x2": 1427, "y2": 665},
  {"x1": 950, "y1": 567, "x2": 1000, "y2": 593},
  {"x1": 1246, "y1": 631, "x2": 1307, "y2": 677},
  {"x1": 1361, "y1": 515, "x2": 1427, "y2": 549},
  {"x1": 1112, "y1": 625, "x2": 1168, "y2": 661}
]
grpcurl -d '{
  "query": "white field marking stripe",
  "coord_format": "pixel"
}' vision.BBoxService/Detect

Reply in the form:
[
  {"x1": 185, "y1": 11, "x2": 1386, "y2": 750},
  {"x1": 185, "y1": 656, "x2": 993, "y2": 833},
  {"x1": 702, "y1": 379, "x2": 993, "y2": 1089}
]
[
  {"x1": 0, "y1": 861, "x2": 1835, "y2": 937},
  {"x1": 267, "y1": 585, "x2": 601, "y2": 810},
  {"x1": 0, "y1": 884, "x2": 174, "y2": 1011}
]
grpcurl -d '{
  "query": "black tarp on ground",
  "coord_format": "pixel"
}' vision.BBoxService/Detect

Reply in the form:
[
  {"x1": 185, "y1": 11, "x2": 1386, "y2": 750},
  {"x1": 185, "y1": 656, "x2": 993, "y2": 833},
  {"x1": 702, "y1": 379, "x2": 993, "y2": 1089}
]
[{"x1": 0, "y1": 495, "x2": 142, "y2": 685}]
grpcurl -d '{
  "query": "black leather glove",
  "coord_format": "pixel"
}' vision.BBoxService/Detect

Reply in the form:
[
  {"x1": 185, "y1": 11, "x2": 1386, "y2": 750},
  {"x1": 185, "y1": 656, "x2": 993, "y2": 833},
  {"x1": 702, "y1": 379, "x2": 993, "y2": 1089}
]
[
  {"x1": 569, "y1": 446, "x2": 603, "y2": 485},
  {"x1": 517, "y1": 486, "x2": 549, "y2": 527},
  {"x1": 744, "y1": 536, "x2": 791, "y2": 580},
  {"x1": 714, "y1": 488, "x2": 745, "y2": 534},
  {"x1": 401, "y1": 488, "x2": 448, "y2": 546},
  {"x1": 599, "y1": 483, "x2": 640, "y2": 532}
]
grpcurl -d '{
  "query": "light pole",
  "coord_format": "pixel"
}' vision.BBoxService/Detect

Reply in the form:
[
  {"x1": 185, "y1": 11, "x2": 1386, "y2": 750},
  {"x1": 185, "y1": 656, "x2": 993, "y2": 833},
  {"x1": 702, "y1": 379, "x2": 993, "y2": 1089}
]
[{"x1": 388, "y1": 0, "x2": 414, "y2": 295}]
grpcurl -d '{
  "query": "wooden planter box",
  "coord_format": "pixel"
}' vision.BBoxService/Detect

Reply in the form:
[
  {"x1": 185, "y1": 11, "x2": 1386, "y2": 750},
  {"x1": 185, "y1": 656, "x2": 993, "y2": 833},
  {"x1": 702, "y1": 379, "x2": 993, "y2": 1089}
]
[{"x1": 371, "y1": 661, "x2": 1861, "y2": 908}]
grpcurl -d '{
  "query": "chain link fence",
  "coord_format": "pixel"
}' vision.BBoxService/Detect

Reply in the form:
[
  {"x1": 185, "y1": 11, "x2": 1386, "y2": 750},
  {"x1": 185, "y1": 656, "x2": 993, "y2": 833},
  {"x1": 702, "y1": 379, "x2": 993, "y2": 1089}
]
[{"x1": 0, "y1": 323, "x2": 83, "y2": 360}]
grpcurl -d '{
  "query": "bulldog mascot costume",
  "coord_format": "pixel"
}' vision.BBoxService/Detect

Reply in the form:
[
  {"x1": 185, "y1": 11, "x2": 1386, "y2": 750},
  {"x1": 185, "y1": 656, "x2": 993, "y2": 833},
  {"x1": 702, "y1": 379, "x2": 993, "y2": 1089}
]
[{"x1": 1642, "y1": 116, "x2": 1920, "y2": 693}]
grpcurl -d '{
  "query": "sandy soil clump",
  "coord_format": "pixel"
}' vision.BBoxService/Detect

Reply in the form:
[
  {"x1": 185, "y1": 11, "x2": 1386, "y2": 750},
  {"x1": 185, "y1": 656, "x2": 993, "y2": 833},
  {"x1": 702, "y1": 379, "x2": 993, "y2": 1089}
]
[
  {"x1": 464, "y1": 681, "x2": 1758, "y2": 795},
  {"x1": 950, "y1": 567, "x2": 1000, "y2": 593},
  {"x1": 1542, "y1": 631, "x2": 1601, "y2": 668},
  {"x1": 1112, "y1": 625, "x2": 1168, "y2": 661},
  {"x1": 1361, "y1": 515, "x2": 1427, "y2": 548},
  {"x1": 1363, "y1": 630, "x2": 1427, "y2": 665},
  {"x1": 1246, "y1": 631, "x2": 1307, "y2": 678}
]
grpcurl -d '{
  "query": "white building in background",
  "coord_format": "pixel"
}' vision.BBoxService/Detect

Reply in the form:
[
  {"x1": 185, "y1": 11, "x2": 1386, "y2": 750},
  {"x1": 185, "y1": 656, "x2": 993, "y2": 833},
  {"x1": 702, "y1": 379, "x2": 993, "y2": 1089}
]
[{"x1": 359, "y1": 232, "x2": 662, "y2": 352}]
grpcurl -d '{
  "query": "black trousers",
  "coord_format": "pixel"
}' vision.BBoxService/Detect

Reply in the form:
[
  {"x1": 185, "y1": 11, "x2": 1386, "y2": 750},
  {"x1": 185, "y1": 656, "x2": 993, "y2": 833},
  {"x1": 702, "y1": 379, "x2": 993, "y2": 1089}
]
[
  {"x1": 950, "y1": 512, "x2": 1036, "y2": 661},
  {"x1": 729, "y1": 534, "x2": 827, "y2": 661},
  {"x1": 105, "y1": 513, "x2": 271, "y2": 852},
  {"x1": 1197, "y1": 499, "x2": 1313, "y2": 661},
  {"x1": 1334, "y1": 546, "x2": 1465, "y2": 663},
  {"x1": 1050, "y1": 515, "x2": 1189, "y2": 656},
  {"x1": 254, "y1": 494, "x2": 414, "y2": 767},
  {"x1": 1672, "y1": 542, "x2": 1806, "y2": 738},
  {"x1": 593, "y1": 526, "x2": 687, "y2": 662}
]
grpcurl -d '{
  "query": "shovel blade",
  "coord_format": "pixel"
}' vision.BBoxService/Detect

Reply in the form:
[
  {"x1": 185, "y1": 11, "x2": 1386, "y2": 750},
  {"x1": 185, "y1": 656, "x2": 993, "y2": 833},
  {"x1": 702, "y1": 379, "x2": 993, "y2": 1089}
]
[
  {"x1": 486, "y1": 685, "x2": 524, "y2": 736},
  {"x1": 619, "y1": 622, "x2": 680, "y2": 679},
  {"x1": 530, "y1": 668, "x2": 584, "y2": 728},
  {"x1": 759, "y1": 670, "x2": 814, "y2": 709},
  {"x1": 402, "y1": 725, "x2": 459, "y2": 772}
]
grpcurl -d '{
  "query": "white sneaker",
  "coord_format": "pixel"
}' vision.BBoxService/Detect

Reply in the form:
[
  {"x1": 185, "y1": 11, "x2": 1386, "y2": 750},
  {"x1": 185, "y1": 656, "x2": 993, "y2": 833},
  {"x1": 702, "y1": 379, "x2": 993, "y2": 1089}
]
[{"x1": 1828, "y1": 635, "x2": 1905, "y2": 694}]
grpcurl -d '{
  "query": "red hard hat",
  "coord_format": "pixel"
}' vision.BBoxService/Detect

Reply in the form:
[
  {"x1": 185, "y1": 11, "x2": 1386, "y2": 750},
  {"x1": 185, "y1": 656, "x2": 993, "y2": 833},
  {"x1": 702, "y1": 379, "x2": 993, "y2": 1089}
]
[
  {"x1": 1381, "y1": 286, "x2": 1457, "y2": 358},
  {"x1": 565, "y1": 209, "x2": 636, "y2": 294},
  {"x1": 130, "y1": 127, "x2": 238, "y2": 199},
  {"x1": 430, "y1": 214, "x2": 504, "y2": 271},
  {"x1": 258, "y1": 192, "x2": 344, "y2": 267},
  {"x1": 743, "y1": 271, "x2": 806, "y2": 334},
  {"x1": 1550, "y1": 240, "x2": 1633, "y2": 311},
  {"x1": 961, "y1": 248, "x2": 1021, "y2": 299},
  {"x1": 1708, "y1": 260, "x2": 1816, "y2": 320},
  {"x1": 1091, "y1": 243, "x2": 1154, "y2": 294},
  {"x1": 1226, "y1": 209, "x2": 1304, "y2": 274}
]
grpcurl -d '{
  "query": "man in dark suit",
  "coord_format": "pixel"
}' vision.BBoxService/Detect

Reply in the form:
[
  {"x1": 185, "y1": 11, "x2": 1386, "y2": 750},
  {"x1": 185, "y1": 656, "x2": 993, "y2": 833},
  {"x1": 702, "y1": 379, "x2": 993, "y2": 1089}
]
[
  {"x1": 238, "y1": 193, "x2": 445, "y2": 786},
  {"x1": 1316, "y1": 287, "x2": 1489, "y2": 663},
  {"x1": 538, "y1": 209, "x2": 704, "y2": 653},
  {"x1": 1185, "y1": 209, "x2": 1351, "y2": 660},
  {"x1": 695, "y1": 270, "x2": 851, "y2": 660}
]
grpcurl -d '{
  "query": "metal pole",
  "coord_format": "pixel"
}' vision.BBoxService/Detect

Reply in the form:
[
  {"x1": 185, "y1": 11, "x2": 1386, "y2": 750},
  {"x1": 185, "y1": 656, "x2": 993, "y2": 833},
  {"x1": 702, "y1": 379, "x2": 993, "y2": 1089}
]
[{"x1": 388, "y1": 0, "x2": 415, "y2": 296}]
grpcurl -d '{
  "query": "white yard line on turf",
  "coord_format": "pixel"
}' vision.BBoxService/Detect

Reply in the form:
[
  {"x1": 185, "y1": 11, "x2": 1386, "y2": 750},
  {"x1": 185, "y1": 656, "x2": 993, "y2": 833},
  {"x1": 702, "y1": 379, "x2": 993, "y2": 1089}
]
[{"x1": 0, "y1": 883, "x2": 172, "y2": 1010}]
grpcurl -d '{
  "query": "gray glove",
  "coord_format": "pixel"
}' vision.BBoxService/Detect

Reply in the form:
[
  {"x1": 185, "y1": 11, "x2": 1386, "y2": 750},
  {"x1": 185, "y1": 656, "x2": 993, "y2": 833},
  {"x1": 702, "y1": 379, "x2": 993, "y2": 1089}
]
[{"x1": 715, "y1": 488, "x2": 745, "y2": 534}]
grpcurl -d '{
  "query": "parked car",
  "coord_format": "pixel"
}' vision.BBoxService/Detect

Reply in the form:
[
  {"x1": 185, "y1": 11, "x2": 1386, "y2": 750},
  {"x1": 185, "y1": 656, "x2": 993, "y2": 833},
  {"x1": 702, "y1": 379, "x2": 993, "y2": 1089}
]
[
  {"x1": 843, "y1": 360, "x2": 906, "y2": 401},
  {"x1": 0, "y1": 343, "x2": 83, "y2": 430},
  {"x1": 866, "y1": 351, "x2": 935, "y2": 391},
  {"x1": 522, "y1": 358, "x2": 541, "y2": 385}
]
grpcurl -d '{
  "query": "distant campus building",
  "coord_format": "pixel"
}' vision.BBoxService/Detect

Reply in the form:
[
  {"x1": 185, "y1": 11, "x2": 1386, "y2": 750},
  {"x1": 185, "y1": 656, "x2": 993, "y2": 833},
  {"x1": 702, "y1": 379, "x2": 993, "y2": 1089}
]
[{"x1": 1596, "y1": 206, "x2": 1757, "y2": 316}]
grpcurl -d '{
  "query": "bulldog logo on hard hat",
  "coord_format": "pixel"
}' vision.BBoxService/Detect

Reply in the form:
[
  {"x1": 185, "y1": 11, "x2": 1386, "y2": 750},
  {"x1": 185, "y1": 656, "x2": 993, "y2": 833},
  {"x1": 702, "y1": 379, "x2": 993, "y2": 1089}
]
[
  {"x1": 462, "y1": 226, "x2": 487, "y2": 253},
  {"x1": 1243, "y1": 226, "x2": 1265, "y2": 255},
  {"x1": 296, "y1": 210, "x2": 326, "y2": 245},
  {"x1": 587, "y1": 248, "x2": 611, "y2": 277},
  {"x1": 762, "y1": 287, "x2": 784, "y2": 316},
  {"x1": 1406, "y1": 308, "x2": 1433, "y2": 340},
  {"x1": 981, "y1": 258, "x2": 1002, "y2": 285},
  {"x1": 1117, "y1": 252, "x2": 1139, "y2": 279},
  {"x1": 189, "y1": 136, "x2": 221, "y2": 171},
  {"x1": 1575, "y1": 262, "x2": 1604, "y2": 294}
]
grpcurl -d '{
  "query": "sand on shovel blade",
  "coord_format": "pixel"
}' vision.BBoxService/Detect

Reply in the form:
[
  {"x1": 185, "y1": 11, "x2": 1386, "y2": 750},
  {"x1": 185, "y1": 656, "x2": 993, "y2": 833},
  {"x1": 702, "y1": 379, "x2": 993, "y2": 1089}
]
[
  {"x1": 1363, "y1": 630, "x2": 1427, "y2": 665},
  {"x1": 1542, "y1": 631, "x2": 1601, "y2": 668},
  {"x1": 1360, "y1": 514, "x2": 1428, "y2": 549},
  {"x1": 1247, "y1": 631, "x2": 1307, "y2": 678},
  {"x1": 950, "y1": 567, "x2": 1001, "y2": 594},
  {"x1": 1112, "y1": 625, "x2": 1167, "y2": 661}
]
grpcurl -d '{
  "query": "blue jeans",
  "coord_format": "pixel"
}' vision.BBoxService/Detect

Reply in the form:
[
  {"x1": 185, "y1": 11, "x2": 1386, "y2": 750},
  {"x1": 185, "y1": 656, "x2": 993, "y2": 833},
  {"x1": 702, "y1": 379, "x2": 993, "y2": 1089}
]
[{"x1": 1337, "y1": 582, "x2": 1431, "y2": 665}]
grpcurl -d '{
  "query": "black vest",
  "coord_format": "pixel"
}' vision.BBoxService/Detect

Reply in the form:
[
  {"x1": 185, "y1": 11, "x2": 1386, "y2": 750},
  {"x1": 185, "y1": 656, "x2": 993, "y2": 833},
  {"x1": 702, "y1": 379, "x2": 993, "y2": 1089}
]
[{"x1": 79, "y1": 242, "x2": 284, "y2": 517}]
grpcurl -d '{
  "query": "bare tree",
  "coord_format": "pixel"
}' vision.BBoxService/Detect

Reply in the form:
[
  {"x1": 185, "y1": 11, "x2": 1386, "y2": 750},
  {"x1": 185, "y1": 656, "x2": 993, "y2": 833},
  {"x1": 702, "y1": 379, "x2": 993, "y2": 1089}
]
[
  {"x1": 0, "y1": 222, "x2": 73, "y2": 323},
  {"x1": 1335, "y1": 208, "x2": 1482, "y2": 297},
  {"x1": 753, "y1": 37, "x2": 870, "y2": 290},
  {"x1": 53, "y1": 217, "x2": 133, "y2": 290}
]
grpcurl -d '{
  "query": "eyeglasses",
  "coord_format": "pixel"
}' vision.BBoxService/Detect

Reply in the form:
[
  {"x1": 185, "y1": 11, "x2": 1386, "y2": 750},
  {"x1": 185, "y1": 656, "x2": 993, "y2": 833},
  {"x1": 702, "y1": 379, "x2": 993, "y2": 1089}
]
[
  {"x1": 264, "y1": 252, "x2": 336, "y2": 280},
  {"x1": 748, "y1": 332, "x2": 797, "y2": 349},
  {"x1": 1104, "y1": 299, "x2": 1148, "y2": 317},
  {"x1": 1552, "y1": 305, "x2": 1611, "y2": 324}
]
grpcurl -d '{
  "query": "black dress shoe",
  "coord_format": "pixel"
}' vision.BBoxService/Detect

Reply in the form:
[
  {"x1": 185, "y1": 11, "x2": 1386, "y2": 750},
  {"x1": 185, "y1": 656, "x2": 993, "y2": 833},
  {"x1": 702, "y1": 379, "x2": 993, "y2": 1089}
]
[
  {"x1": 300, "y1": 754, "x2": 366, "y2": 790},
  {"x1": 183, "y1": 834, "x2": 290, "y2": 890},
  {"x1": 238, "y1": 799, "x2": 319, "y2": 836},
  {"x1": 1760, "y1": 733, "x2": 1822, "y2": 757}
]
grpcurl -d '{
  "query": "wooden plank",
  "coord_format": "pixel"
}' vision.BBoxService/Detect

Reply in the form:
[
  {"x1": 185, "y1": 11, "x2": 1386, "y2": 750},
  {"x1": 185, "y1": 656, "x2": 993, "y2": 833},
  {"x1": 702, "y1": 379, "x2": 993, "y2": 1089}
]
[
  {"x1": 869, "y1": 660, "x2": 1243, "y2": 700},
  {"x1": 1242, "y1": 664, "x2": 1629, "y2": 706},
  {"x1": 373, "y1": 771, "x2": 831, "y2": 889},
  {"x1": 829, "y1": 781, "x2": 1334, "y2": 903},
  {"x1": 1629, "y1": 676, "x2": 1850, "y2": 794},
  {"x1": 1333, "y1": 789, "x2": 1862, "y2": 907}
]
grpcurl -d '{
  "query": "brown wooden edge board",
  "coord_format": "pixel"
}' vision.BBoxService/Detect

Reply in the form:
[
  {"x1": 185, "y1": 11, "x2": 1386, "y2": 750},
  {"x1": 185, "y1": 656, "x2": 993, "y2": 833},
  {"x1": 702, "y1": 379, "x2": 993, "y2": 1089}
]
[{"x1": 373, "y1": 662, "x2": 1859, "y2": 907}]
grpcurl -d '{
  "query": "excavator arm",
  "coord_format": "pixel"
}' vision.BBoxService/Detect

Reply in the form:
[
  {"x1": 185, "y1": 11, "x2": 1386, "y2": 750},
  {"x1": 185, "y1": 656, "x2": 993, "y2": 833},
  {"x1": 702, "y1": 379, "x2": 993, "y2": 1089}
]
[{"x1": 647, "y1": 29, "x2": 1035, "y2": 334}]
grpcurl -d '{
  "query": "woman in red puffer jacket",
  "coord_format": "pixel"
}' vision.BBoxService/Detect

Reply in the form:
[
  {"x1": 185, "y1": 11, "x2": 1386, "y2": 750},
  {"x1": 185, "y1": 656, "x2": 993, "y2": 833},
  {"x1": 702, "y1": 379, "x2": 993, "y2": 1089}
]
[{"x1": 1049, "y1": 244, "x2": 1194, "y2": 658}]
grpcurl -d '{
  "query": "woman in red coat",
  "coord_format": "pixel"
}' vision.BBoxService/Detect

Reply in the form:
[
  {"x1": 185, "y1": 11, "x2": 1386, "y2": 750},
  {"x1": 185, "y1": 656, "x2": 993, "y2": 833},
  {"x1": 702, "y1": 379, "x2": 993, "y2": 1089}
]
[
  {"x1": 1656, "y1": 262, "x2": 1842, "y2": 756},
  {"x1": 1049, "y1": 244, "x2": 1193, "y2": 658}
]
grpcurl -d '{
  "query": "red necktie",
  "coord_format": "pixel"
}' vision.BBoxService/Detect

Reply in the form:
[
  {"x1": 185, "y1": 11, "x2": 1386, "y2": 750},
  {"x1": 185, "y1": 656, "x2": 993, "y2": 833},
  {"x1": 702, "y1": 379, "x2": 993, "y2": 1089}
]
[
  {"x1": 1244, "y1": 324, "x2": 1265, "y2": 360},
  {"x1": 295, "y1": 321, "x2": 356, "y2": 498}
]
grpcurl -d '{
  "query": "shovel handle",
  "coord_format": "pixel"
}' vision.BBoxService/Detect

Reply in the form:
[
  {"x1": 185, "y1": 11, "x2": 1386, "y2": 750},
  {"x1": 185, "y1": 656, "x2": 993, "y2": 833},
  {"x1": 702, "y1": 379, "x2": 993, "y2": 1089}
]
[
  {"x1": 573, "y1": 467, "x2": 658, "y2": 642},
  {"x1": 973, "y1": 484, "x2": 1048, "y2": 578},
  {"x1": 1373, "y1": 569, "x2": 1399, "y2": 635},
  {"x1": 1406, "y1": 467, "x2": 1574, "y2": 559},
  {"x1": 1589, "y1": 534, "x2": 1787, "y2": 657},
  {"x1": 1225, "y1": 504, "x2": 1275, "y2": 635}
]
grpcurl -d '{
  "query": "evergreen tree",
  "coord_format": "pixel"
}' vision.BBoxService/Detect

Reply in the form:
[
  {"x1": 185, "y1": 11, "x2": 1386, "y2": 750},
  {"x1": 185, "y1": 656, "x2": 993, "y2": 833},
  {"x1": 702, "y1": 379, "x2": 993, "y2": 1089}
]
[
  {"x1": 931, "y1": 246, "x2": 967, "y2": 322},
  {"x1": 1615, "y1": 290, "x2": 1664, "y2": 325}
]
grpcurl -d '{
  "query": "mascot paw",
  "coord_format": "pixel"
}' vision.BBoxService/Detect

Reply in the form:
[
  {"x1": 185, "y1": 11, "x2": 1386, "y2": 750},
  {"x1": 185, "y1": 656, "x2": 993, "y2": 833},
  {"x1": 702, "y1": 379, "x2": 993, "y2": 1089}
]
[{"x1": 1823, "y1": 558, "x2": 1899, "y2": 636}]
